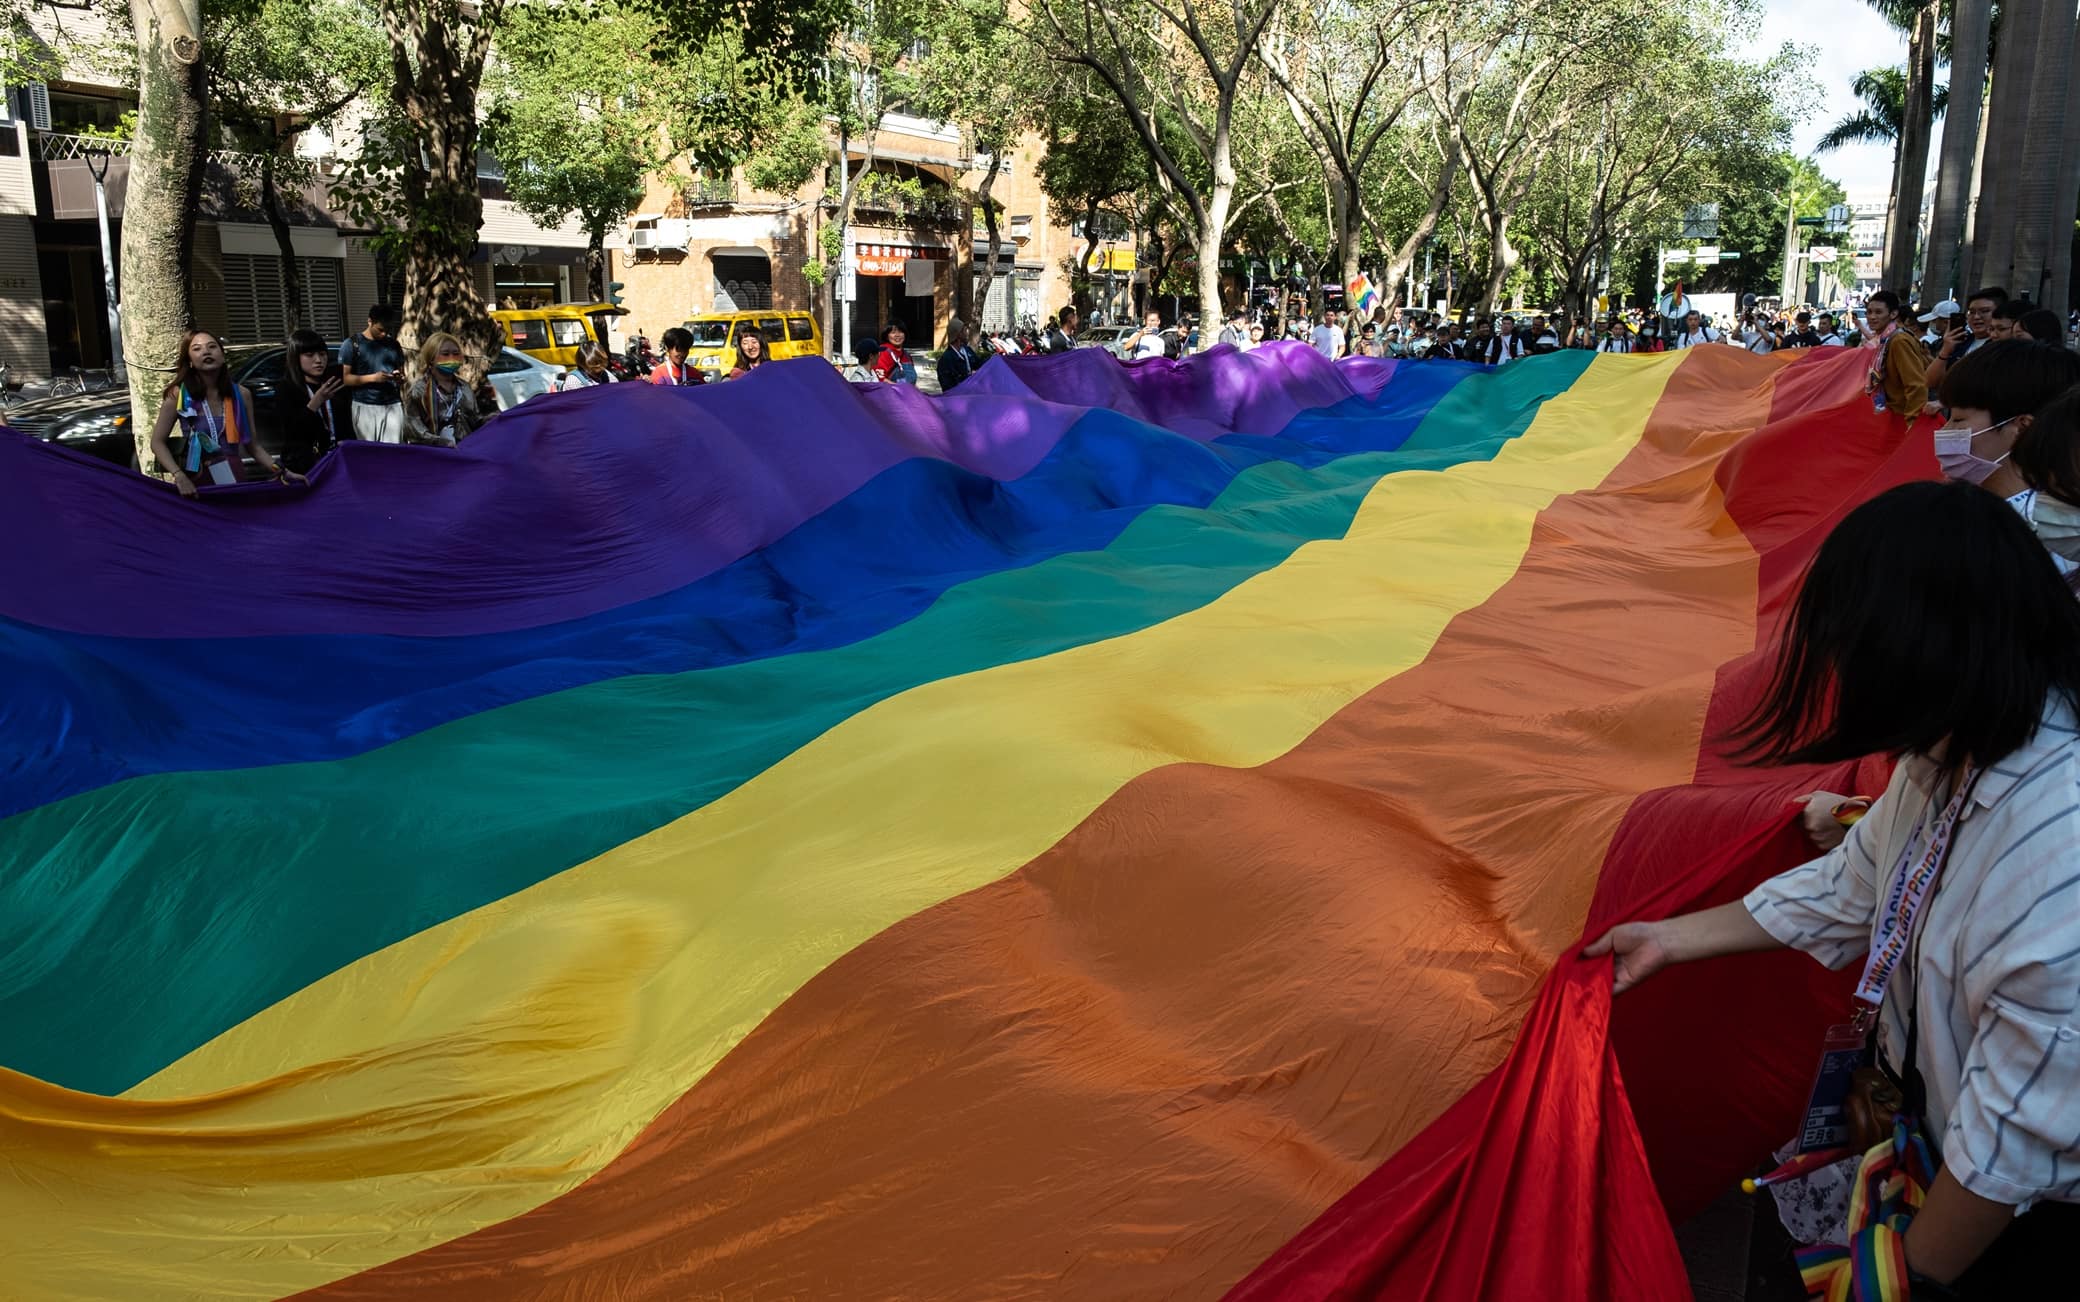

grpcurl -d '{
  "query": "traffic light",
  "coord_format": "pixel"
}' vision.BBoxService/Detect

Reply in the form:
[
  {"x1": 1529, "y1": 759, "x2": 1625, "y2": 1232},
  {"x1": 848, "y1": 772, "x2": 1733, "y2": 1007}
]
[{"x1": 606, "y1": 280, "x2": 626, "y2": 307}]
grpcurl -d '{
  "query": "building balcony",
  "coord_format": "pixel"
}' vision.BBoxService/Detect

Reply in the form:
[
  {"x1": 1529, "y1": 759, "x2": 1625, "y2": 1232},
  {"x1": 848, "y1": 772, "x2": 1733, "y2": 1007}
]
[
  {"x1": 836, "y1": 190, "x2": 965, "y2": 231},
  {"x1": 37, "y1": 132, "x2": 131, "y2": 220},
  {"x1": 32, "y1": 131, "x2": 358, "y2": 233},
  {"x1": 680, "y1": 177, "x2": 736, "y2": 209}
]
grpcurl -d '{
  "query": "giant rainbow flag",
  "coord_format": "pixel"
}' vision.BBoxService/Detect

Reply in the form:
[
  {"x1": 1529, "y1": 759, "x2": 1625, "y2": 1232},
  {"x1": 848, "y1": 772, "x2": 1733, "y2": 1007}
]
[{"x1": 1, "y1": 343, "x2": 1924, "y2": 1300}]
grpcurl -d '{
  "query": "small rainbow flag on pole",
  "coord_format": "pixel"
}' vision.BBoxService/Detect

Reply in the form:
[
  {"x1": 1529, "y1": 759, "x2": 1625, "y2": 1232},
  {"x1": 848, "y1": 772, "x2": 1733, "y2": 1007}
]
[{"x1": 1348, "y1": 272, "x2": 1380, "y2": 314}]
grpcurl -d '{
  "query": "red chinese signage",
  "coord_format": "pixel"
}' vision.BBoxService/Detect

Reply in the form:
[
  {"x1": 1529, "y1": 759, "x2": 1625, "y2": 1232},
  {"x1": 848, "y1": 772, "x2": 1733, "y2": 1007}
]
[{"x1": 856, "y1": 243, "x2": 952, "y2": 276}]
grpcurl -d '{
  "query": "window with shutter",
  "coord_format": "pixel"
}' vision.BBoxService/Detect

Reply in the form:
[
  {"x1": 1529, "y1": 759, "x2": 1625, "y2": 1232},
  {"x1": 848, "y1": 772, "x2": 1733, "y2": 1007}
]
[
  {"x1": 222, "y1": 253, "x2": 348, "y2": 343},
  {"x1": 222, "y1": 254, "x2": 266, "y2": 344},
  {"x1": 302, "y1": 258, "x2": 346, "y2": 339}
]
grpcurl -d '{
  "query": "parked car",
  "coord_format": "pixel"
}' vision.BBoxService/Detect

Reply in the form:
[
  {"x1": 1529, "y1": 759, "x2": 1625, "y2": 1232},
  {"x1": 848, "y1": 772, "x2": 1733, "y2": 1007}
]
[
  {"x1": 5, "y1": 345, "x2": 560, "y2": 469},
  {"x1": 681, "y1": 310, "x2": 825, "y2": 380},
  {"x1": 481, "y1": 344, "x2": 562, "y2": 409},
  {"x1": 492, "y1": 302, "x2": 628, "y2": 369},
  {"x1": 1072, "y1": 325, "x2": 1137, "y2": 357}
]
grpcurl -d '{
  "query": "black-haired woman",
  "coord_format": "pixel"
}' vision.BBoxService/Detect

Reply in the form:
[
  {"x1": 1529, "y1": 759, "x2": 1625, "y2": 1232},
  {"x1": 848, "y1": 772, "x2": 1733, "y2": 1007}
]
[
  {"x1": 1929, "y1": 340, "x2": 2080, "y2": 495},
  {"x1": 1930, "y1": 341, "x2": 2080, "y2": 589},
  {"x1": 728, "y1": 329, "x2": 766, "y2": 380},
  {"x1": 871, "y1": 322, "x2": 917, "y2": 384},
  {"x1": 149, "y1": 329, "x2": 305, "y2": 497},
  {"x1": 2007, "y1": 383, "x2": 2080, "y2": 577},
  {"x1": 2016, "y1": 309, "x2": 2065, "y2": 346},
  {"x1": 1589, "y1": 480, "x2": 2080, "y2": 1297},
  {"x1": 559, "y1": 341, "x2": 617, "y2": 392},
  {"x1": 279, "y1": 327, "x2": 347, "y2": 473}
]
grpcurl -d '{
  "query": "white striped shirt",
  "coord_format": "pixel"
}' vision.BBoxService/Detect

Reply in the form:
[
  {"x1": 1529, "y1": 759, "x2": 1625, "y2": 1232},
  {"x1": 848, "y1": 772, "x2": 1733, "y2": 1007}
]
[
  {"x1": 1746, "y1": 700, "x2": 2080, "y2": 1208},
  {"x1": 2008, "y1": 488, "x2": 2080, "y2": 583}
]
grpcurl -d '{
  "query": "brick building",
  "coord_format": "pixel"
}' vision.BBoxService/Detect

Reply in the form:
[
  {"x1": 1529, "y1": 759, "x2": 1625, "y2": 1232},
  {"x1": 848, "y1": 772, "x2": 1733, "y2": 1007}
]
[{"x1": 611, "y1": 114, "x2": 1135, "y2": 357}]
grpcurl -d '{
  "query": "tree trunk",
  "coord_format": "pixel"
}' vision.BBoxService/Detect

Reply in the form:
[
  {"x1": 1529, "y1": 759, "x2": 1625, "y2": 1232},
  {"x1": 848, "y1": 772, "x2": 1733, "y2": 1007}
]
[
  {"x1": 1196, "y1": 127, "x2": 1234, "y2": 347},
  {"x1": 381, "y1": 0, "x2": 502, "y2": 366},
  {"x1": 583, "y1": 236, "x2": 606, "y2": 303},
  {"x1": 1973, "y1": 0, "x2": 2041, "y2": 296},
  {"x1": 1384, "y1": 146, "x2": 1458, "y2": 307},
  {"x1": 1925, "y1": 0, "x2": 1991, "y2": 300},
  {"x1": 123, "y1": 0, "x2": 207, "y2": 472},
  {"x1": 2049, "y1": 15, "x2": 2080, "y2": 318},
  {"x1": 971, "y1": 145, "x2": 1001, "y2": 329},
  {"x1": 1332, "y1": 177, "x2": 1360, "y2": 298},
  {"x1": 1883, "y1": 1, "x2": 1938, "y2": 293},
  {"x1": 1480, "y1": 216, "x2": 1516, "y2": 315},
  {"x1": 2009, "y1": 0, "x2": 2078, "y2": 307},
  {"x1": 1078, "y1": 198, "x2": 1100, "y2": 317},
  {"x1": 1958, "y1": 82, "x2": 1994, "y2": 293},
  {"x1": 1561, "y1": 240, "x2": 1597, "y2": 319},
  {"x1": 260, "y1": 150, "x2": 304, "y2": 334}
]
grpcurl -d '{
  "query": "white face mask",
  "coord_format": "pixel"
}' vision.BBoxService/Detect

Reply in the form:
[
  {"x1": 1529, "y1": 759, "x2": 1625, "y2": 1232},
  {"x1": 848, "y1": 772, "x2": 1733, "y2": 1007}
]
[
  {"x1": 2028, "y1": 492, "x2": 2080, "y2": 562},
  {"x1": 1933, "y1": 415, "x2": 2017, "y2": 485}
]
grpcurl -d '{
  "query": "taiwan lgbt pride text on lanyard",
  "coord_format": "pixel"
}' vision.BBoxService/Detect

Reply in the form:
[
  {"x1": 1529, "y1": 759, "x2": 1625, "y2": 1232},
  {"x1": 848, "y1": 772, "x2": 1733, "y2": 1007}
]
[{"x1": 1794, "y1": 769, "x2": 1979, "y2": 1154}]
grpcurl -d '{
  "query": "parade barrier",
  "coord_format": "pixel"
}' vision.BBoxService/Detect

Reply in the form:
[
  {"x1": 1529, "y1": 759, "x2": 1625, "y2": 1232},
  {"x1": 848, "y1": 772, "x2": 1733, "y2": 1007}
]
[{"x1": 0, "y1": 341, "x2": 1916, "y2": 1299}]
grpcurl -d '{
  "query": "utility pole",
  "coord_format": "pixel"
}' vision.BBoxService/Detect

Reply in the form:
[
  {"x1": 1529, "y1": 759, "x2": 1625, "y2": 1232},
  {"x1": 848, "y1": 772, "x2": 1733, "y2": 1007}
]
[
  {"x1": 1778, "y1": 194, "x2": 1801, "y2": 305},
  {"x1": 84, "y1": 146, "x2": 124, "y2": 374}
]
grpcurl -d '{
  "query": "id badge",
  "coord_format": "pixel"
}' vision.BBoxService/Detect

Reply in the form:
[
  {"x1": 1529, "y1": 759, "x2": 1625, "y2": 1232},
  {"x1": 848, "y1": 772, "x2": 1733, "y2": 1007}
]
[
  {"x1": 204, "y1": 459, "x2": 238, "y2": 486},
  {"x1": 1796, "y1": 1022, "x2": 1871, "y2": 1153}
]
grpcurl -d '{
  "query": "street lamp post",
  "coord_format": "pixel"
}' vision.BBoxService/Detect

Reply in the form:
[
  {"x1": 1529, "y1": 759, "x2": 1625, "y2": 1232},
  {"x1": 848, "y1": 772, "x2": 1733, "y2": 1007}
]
[{"x1": 83, "y1": 145, "x2": 124, "y2": 373}]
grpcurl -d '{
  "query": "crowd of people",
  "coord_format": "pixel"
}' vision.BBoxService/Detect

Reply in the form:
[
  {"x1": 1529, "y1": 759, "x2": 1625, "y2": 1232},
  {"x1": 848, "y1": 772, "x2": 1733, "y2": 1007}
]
[
  {"x1": 145, "y1": 283, "x2": 2080, "y2": 493},
  {"x1": 141, "y1": 303, "x2": 813, "y2": 488},
  {"x1": 1202, "y1": 294, "x2": 2077, "y2": 369}
]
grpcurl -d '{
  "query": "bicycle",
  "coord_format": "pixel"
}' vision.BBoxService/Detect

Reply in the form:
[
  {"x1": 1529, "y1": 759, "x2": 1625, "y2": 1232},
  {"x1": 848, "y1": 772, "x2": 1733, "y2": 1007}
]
[{"x1": 46, "y1": 366, "x2": 121, "y2": 398}]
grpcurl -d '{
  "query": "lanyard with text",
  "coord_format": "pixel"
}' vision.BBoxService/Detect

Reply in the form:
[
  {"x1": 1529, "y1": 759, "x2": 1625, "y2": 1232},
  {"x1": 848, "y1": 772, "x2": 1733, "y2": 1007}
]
[
  {"x1": 1794, "y1": 768, "x2": 1977, "y2": 1152},
  {"x1": 1849, "y1": 769, "x2": 1978, "y2": 1031}
]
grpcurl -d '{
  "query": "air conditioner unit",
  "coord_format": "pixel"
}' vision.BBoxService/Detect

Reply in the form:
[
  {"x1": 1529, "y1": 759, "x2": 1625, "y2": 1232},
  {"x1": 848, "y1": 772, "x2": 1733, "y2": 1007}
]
[{"x1": 628, "y1": 220, "x2": 689, "y2": 252}]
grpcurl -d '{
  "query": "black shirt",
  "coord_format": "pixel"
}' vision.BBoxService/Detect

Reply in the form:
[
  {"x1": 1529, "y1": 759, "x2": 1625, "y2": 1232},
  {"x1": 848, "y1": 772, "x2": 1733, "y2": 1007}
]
[
  {"x1": 937, "y1": 344, "x2": 985, "y2": 391},
  {"x1": 277, "y1": 367, "x2": 350, "y2": 471},
  {"x1": 339, "y1": 332, "x2": 404, "y2": 406}
]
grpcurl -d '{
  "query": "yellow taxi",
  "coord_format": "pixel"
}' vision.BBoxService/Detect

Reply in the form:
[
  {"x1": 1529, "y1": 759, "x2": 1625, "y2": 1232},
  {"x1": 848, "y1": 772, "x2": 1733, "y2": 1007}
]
[
  {"x1": 682, "y1": 310, "x2": 824, "y2": 379},
  {"x1": 492, "y1": 302, "x2": 629, "y2": 368}
]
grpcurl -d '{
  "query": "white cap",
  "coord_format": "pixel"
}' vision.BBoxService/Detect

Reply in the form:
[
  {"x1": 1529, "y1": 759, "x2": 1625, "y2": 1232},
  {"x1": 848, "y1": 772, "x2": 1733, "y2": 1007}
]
[{"x1": 1928, "y1": 298, "x2": 1962, "y2": 317}]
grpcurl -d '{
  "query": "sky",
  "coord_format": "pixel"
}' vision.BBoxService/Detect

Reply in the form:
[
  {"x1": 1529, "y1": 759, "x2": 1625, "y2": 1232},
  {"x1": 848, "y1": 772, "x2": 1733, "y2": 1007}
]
[{"x1": 1742, "y1": 0, "x2": 1912, "y2": 204}]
